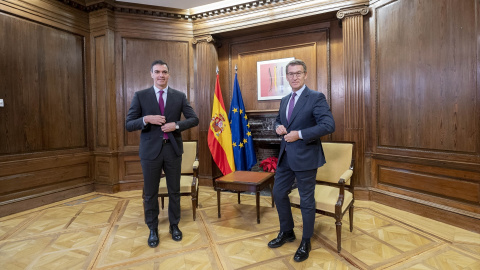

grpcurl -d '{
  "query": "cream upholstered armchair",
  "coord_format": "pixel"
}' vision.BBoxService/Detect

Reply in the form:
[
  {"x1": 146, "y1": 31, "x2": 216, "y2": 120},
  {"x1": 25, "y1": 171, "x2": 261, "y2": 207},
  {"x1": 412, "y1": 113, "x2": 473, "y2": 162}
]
[
  {"x1": 288, "y1": 141, "x2": 354, "y2": 252},
  {"x1": 159, "y1": 141, "x2": 200, "y2": 220}
]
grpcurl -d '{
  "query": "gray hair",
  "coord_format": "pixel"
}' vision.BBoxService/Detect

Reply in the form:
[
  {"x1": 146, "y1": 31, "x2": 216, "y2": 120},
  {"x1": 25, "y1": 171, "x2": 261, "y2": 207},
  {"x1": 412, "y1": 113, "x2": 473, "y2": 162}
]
[{"x1": 286, "y1": 59, "x2": 307, "y2": 73}]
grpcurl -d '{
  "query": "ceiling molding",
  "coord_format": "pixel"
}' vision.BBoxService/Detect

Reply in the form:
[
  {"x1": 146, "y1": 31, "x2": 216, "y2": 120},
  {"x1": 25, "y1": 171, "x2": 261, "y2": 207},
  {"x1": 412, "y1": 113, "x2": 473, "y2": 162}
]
[
  {"x1": 193, "y1": 0, "x2": 368, "y2": 36},
  {"x1": 58, "y1": 0, "x2": 369, "y2": 22}
]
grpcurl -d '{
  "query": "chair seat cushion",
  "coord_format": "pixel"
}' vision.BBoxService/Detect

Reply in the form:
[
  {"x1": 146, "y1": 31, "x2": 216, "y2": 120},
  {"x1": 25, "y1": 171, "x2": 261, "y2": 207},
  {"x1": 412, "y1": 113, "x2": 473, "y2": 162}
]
[
  {"x1": 289, "y1": 185, "x2": 353, "y2": 213},
  {"x1": 159, "y1": 175, "x2": 197, "y2": 194}
]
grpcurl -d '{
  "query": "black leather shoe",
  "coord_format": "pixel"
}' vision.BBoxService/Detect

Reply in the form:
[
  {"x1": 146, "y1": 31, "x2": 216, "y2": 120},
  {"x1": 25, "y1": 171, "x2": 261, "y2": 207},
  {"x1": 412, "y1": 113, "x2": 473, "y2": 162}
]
[
  {"x1": 169, "y1": 224, "x2": 183, "y2": 241},
  {"x1": 268, "y1": 230, "x2": 296, "y2": 248},
  {"x1": 148, "y1": 228, "x2": 159, "y2": 248},
  {"x1": 293, "y1": 239, "x2": 311, "y2": 262}
]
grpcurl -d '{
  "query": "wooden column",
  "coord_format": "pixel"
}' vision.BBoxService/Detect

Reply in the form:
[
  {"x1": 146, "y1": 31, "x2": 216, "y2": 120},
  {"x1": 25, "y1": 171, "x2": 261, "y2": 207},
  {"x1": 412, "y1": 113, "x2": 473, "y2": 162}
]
[
  {"x1": 193, "y1": 35, "x2": 220, "y2": 186},
  {"x1": 337, "y1": 6, "x2": 369, "y2": 188},
  {"x1": 90, "y1": 9, "x2": 119, "y2": 192}
]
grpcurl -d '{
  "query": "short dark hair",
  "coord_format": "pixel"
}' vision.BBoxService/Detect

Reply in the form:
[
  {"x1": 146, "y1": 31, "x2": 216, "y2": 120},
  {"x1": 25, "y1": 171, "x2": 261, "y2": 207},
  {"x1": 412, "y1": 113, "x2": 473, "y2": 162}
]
[
  {"x1": 151, "y1": 60, "x2": 169, "y2": 72},
  {"x1": 286, "y1": 59, "x2": 307, "y2": 74}
]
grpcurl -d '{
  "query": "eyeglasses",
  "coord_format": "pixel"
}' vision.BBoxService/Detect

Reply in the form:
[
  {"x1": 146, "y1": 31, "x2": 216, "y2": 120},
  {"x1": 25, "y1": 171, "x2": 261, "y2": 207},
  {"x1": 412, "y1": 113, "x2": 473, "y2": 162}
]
[{"x1": 286, "y1": 71, "x2": 304, "y2": 78}]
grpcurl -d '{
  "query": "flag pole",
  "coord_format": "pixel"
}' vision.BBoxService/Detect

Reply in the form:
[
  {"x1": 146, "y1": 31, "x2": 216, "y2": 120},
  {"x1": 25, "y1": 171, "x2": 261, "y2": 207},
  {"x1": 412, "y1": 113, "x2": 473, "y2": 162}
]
[{"x1": 234, "y1": 64, "x2": 238, "y2": 96}]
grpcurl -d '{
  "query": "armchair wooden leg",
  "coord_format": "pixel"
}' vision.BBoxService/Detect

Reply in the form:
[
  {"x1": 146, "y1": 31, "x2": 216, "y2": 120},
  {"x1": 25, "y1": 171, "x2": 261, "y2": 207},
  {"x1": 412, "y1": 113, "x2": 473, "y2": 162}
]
[
  {"x1": 192, "y1": 198, "x2": 196, "y2": 221},
  {"x1": 191, "y1": 187, "x2": 198, "y2": 221},
  {"x1": 217, "y1": 190, "x2": 221, "y2": 218},
  {"x1": 238, "y1": 192, "x2": 241, "y2": 204},
  {"x1": 335, "y1": 220, "x2": 342, "y2": 253},
  {"x1": 196, "y1": 187, "x2": 200, "y2": 208},
  {"x1": 349, "y1": 205, "x2": 354, "y2": 232}
]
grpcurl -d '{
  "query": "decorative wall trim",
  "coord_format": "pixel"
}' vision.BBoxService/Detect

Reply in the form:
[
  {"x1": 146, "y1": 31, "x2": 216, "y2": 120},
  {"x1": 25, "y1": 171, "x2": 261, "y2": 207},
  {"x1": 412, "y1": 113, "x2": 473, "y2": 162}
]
[
  {"x1": 370, "y1": 188, "x2": 480, "y2": 220},
  {"x1": 336, "y1": 5, "x2": 369, "y2": 19},
  {"x1": 192, "y1": 35, "x2": 215, "y2": 44},
  {"x1": 56, "y1": 0, "x2": 369, "y2": 21}
]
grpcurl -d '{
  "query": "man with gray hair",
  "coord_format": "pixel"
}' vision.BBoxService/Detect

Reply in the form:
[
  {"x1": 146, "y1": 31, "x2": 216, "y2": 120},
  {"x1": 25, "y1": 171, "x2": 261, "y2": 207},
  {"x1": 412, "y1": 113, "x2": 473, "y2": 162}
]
[{"x1": 268, "y1": 59, "x2": 335, "y2": 262}]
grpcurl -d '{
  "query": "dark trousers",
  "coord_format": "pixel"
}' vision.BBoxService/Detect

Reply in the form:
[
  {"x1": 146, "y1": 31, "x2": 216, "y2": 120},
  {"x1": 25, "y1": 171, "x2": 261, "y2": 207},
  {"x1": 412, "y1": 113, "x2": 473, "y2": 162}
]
[
  {"x1": 140, "y1": 143, "x2": 182, "y2": 229},
  {"x1": 273, "y1": 151, "x2": 317, "y2": 239}
]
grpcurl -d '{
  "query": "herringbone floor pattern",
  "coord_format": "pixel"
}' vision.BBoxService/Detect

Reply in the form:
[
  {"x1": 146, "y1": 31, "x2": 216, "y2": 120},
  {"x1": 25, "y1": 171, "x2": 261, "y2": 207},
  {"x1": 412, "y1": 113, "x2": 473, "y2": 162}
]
[{"x1": 1, "y1": 188, "x2": 479, "y2": 269}]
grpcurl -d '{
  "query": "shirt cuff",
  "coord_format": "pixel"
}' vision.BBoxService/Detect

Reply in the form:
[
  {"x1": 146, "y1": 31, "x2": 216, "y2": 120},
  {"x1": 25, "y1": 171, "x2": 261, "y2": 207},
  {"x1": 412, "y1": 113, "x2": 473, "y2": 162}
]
[{"x1": 298, "y1": 130, "x2": 303, "y2": 139}]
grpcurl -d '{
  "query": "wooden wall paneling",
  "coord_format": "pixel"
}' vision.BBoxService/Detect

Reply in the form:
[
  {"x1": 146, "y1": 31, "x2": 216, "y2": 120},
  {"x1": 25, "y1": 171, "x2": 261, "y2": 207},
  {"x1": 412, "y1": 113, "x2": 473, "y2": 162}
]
[
  {"x1": 114, "y1": 13, "x2": 193, "y2": 39},
  {"x1": 329, "y1": 20, "x2": 346, "y2": 141},
  {"x1": 368, "y1": 0, "x2": 480, "y2": 230},
  {"x1": 94, "y1": 34, "x2": 109, "y2": 148},
  {"x1": 371, "y1": 191, "x2": 480, "y2": 233},
  {"x1": 0, "y1": 12, "x2": 87, "y2": 154},
  {"x1": 193, "y1": 36, "x2": 220, "y2": 186},
  {"x1": 94, "y1": 153, "x2": 120, "y2": 192},
  {"x1": 0, "y1": 0, "x2": 93, "y2": 217},
  {"x1": 337, "y1": 6, "x2": 369, "y2": 187},
  {"x1": 0, "y1": 154, "x2": 90, "y2": 187},
  {"x1": 0, "y1": 153, "x2": 93, "y2": 217},
  {"x1": 90, "y1": 9, "x2": 119, "y2": 192},
  {"x1": 0, "y1": 184, "x2": 93, "y2": 217},
  {"x1": 228, "y1": 23, "x2": 330, "y2": 113},
  {"x1": 121, "y1": 155, "x2": 143, "y2": 182},
  {"x1": 375, "y1": 0, "x2": 477, "y2": 154},
  {"x1": 375, "y1": 159, "x2": 480, "y2": 206},
  {"x1": 1, "y1": 164, "x2": 90, "y2": 202},
  {"x1": 0, "y1": 0, "x2": 89, "y2": 34},
  {"x1": 116, "y1": 154, "x2": 143, "y2": 191},
  {"x1": 217, "y1": 39, "x2": 231, "y2": 112},
  {"x1": 476, "y1": 0, "x2": 480, "y2": 161},
  {"x1": 362, "y1": 7, "x2": 373, "y2": 193}
]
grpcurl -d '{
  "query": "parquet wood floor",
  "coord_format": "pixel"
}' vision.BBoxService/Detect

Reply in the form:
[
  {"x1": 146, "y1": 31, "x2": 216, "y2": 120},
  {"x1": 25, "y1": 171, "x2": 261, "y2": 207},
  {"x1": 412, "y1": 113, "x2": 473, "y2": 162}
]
[{"x1": 1, "y1": 189, "x2": 479, "y2": 269}]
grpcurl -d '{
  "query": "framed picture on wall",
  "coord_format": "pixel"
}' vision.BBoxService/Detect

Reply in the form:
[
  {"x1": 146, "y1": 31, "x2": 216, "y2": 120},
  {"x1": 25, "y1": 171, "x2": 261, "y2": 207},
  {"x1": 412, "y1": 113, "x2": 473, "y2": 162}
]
[{"x1": 257, "y1": 57, "x2": 294, "y2": 100}]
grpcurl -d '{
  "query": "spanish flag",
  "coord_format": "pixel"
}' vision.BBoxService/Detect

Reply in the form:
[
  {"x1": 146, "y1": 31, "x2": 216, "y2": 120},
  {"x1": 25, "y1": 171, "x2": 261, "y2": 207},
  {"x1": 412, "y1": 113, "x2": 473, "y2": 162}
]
[{"x1": 208, "y1": 74, "x2": 235, "y2": 175}]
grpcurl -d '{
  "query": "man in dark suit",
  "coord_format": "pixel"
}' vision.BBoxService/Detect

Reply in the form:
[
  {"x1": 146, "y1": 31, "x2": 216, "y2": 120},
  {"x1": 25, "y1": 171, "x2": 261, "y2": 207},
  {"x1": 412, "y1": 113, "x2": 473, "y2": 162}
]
[
  {"x1": 268, "y1": 59, "x2": 335, "y2": 262},
  {"x1": 126, "y1": 60, "x2": 199, "y2": 248}
]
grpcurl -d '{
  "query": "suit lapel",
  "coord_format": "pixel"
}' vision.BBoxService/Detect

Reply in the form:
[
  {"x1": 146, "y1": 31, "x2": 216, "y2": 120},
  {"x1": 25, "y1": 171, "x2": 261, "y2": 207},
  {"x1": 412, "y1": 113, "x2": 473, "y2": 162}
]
[
  {"x1": 164, "y1": 87, "x2": 176, "y2": 117},
  {"x1": 147, "y1": 87, "x2": 161, "y2": 115},
  {"x1": 280, "y1": 94, "x2": 290, "y2": 126},
  {"x1": 287, "y1": 88, "x2": 309, "y2": 127}
]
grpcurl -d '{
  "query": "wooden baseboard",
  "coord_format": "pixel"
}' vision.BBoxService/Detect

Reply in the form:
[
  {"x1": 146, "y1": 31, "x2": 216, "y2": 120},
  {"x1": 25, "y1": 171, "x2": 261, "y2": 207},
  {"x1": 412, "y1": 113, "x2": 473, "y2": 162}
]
[
  {"x1": 117, "y1": 182, "x2": 144, "y2": 192},
  {"x1": 368, "y1": 188, "x2": 480, "y2": 233},
  {"x1": 353, "y1": 187, "x2": 370, "y2": 200},
  {"x1": 93, "y1": 183, "x2": 118, "y2": 194},
  {"x1": 0, "y1": 184, "x2": 94, "y2": 218},
  {"x1": 94, "y1": 181, "x2": 144, "y2": 193}
]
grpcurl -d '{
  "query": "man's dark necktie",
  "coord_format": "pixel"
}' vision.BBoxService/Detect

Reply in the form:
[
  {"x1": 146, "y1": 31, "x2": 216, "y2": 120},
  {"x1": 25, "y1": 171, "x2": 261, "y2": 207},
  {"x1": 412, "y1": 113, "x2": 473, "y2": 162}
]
[
  {"x1": 287, "y1": 92, "x2": 296, "y2": 123},
  {"x1": 159, "y1": 90, "x2": 168, "y2": 139}
]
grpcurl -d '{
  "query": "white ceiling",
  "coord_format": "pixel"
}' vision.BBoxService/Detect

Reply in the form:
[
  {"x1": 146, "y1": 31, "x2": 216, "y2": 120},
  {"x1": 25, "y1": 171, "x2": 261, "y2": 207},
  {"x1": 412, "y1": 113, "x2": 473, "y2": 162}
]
[{"x1": 119, "y1": 0, "x2": 251, "y2": 10}]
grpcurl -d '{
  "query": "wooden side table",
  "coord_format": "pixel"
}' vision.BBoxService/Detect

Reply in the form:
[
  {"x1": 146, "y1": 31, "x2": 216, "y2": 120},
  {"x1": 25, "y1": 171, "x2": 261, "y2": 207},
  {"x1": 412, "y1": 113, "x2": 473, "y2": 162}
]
[{"x1": 215, "y1": 171, "x2": 275, "y2": 224}]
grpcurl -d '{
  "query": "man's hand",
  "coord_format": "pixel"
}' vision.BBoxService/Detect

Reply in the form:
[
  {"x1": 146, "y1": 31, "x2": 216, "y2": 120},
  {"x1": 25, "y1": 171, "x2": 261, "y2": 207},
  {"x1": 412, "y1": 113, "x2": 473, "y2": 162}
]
[
  {"x1": 161, "y1": 122, "x2": 176, "y2": 133},
  {"x1": 284, "y1": 130, "x2": 300, "y2": 142},
  {"x1": 144, "y1": 115, "x2": 166, "y2": 125},
  {"x1": 276, "y1": 125, "x2": 288, "y2": 136}
]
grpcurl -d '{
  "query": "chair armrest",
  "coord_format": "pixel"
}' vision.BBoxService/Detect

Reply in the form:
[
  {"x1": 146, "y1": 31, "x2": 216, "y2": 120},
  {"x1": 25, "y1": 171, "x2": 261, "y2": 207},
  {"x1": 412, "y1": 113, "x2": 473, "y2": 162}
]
[
  {"x1": 339, "y1": 169, "x2": 353, "y2": 185},
  {"x1": 193, "y1": 160, "x2": 199, "y2": 178},
  {"x1": 191, "y1": 175, "x2": 197, "y2": 187}
]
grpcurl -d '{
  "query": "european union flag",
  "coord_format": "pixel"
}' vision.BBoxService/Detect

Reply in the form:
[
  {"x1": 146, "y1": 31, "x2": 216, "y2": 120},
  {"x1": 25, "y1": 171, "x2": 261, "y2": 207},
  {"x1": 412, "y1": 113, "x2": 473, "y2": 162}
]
[{"x1": 228, "y1": 73, "x2": 257, "y2": 171}]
